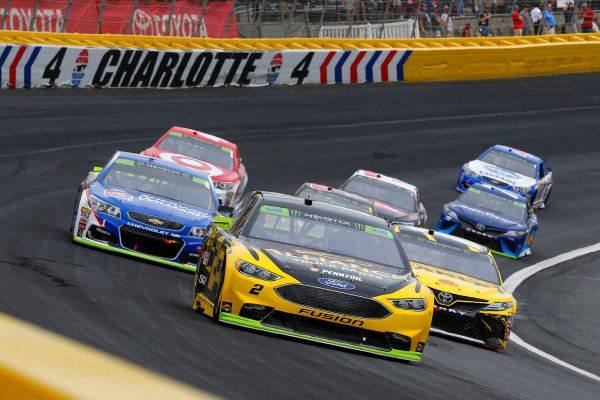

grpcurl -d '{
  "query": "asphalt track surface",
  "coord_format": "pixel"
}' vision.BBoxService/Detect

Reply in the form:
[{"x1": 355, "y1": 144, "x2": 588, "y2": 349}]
[{"x1": 1, "y1": 75, "x2": 600, "y2": 400}]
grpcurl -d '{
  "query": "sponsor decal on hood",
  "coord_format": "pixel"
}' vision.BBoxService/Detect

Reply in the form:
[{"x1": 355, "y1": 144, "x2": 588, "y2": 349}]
[
  {"x1": 138, "y1": 194, "x2": 210, "y2": 218},
  {"x1": 158, "y1": 152, "x2": 228, "y2": 176},
  {"x1": 470, "y1": 160, "x2": 536, "y2": 187}
]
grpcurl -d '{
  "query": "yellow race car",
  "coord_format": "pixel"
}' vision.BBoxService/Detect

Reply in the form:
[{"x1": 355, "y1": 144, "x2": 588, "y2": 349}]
[
  {"x1": 393, "y1": 225, "x2": 517, "y2": 350},
  {"x1": 193, "y1": 191, "x2": 434, "y2": 361}
]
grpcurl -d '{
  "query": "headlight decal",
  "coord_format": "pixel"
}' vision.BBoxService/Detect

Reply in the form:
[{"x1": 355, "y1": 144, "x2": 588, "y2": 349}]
[
  {"x1": 235, "y1": 260, "x2": 282, "y2": 281},
  {"x1": 389, "y1": 298, "x2": 428, "y2": 312}
]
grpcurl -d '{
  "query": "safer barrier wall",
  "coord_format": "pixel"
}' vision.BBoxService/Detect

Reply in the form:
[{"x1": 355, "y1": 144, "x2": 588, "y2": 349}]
[{"x1": 1, "y1": 31, "x2": 600, "y2": 88}]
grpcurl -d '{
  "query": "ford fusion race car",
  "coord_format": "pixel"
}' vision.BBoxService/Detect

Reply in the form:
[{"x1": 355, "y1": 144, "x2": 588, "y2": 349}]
[
  {"x1": 456, "y1": 144, "x2": 553, "y2": 209},
  {"x1": 71, "y1": 151, "x2": 227, "y2": 271},
  {"x1": 193, "y1": 191, "x2": 434, "y2": 361},
  {"x1": 437, "y1": 183, "x2": 538, "y2": 259},
  {"x1": 339, "y1": 170, "x2": 427, "y2": 227},
  {"x1": 394, "y1": 225, "x2": 516, "y2": 350},
  {"x1": 294, "y1": 182, "x2": 375, "y2": 215},
  {"x1": 142, "y1": 126, "x2": 248, "y2": 207}
]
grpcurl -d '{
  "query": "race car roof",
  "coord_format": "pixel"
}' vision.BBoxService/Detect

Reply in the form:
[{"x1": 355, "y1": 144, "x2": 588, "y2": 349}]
[
  {"x1": 394, "y1": 225, "x2": 488, "y2": 254},
  {"x1": 167, "y1": 126, "x2": 237, "y2": 151},
  {"x1": 258, "y1": 191, "x2": 390, "y2": 228},
  {"x1": 110, "y1": 151, "x2": 213, "y2": 182},
  {"x1": 468, "y1": 182, "x2": 529, "y2": 203},
  {"x1": 295, "y1": 183, "x2": 375, "y2": 209},
  {"x1": 484, "y1": 145, "x2": 543, "y2": 165},
  {"x1": 352, "y1": 170, "x2": 418, "y2": 192}
]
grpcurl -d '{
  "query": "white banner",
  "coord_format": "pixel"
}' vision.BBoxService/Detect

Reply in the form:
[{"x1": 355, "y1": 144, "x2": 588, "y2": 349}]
[{"x1": 0, "y1": 44, "x2": 412, "y2": 89}]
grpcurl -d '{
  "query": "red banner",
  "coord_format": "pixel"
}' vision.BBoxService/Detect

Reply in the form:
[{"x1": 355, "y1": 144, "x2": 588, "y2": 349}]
[{"x1": 0, "y1": 0, "x2": 238, "y2": 38}]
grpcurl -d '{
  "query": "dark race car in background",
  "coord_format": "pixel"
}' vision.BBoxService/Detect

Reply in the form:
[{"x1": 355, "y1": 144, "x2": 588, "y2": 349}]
[
  {"x1": 394, "y1": 225, "x2": 517, "y2": 351},
  {"x1": 437, "y1": 183, "x2": 538, "y2": 259},
  {"x1": 294, "y1": 182, "x2": 375, "y2": 215},
  {"x1": 71, "y1": 151, "x2": 227, "y2": 271},
  {"x1": 339, "y1": 170, "x2": 427, "y2": 227},
  {"x1": 142, "y1": 126, "x2": 248, "y2": 207},
  {"x1": 456, "y1": 144, "x2": 553, "y2": 209},
  {"x1": 193, "y1": 191, "x2": 434, "y2": 361}
]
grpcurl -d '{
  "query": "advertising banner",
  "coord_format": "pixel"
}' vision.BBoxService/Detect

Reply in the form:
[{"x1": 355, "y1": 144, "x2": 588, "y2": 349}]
[
  {"x1": 0, "y1": 0, "x2": 238, "y2": 38},
  {"x1": 0, "y1": 44, "x2": 412, "y2": 89}
]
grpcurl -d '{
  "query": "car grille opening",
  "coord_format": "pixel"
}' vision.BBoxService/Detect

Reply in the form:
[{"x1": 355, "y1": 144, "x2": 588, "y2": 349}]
[
  {"x1": 452, "y1": 227, "x2": 502, "y2": 252},
  {"x1": 119, "y1": 225, "x2": 184, "y2": 259},
  {"x1": 262, "y1": 311, "x2": 392, "y2": 351},
  {"x1": 127, "y1": 211, "x2": 185, "y2": 231},
  {"x1": 240, "y1": 304, "x2": 274, "y2": 321},
  {"x1": 87, "y1": 226, "x2": 118, "y2": 246},
  {"x1": 274, "y1": 284, "x2": 391, "y2": 319}
]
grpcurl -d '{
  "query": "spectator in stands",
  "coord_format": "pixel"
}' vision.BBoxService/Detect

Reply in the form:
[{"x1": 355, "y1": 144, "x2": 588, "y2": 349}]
[
  {"x1": 478, "y1": 6, "x2": 491, "y2": 37},
  {"x1": 416, "y1": 5, "x2": 432, "y2": 37},
  {"x1": 462, "y1": 22, "x2": 473, "y2": 36},
  {"x1": 441, "y1": 6, "x2": 453, "y2": 36},
  {"x1": 387, "y1": 0, "x2": 403, "y2": 19},
  {"x1": 542, "y1": 3, "x2": 555, "y2": 35},
  {"x1": 280, "y1": 0, "x2": 291, "y2": 20},
  {"x1": 431, "y1": 5, "x2": 444, "y2": 37},
  {"x1": 580, "y1": 3, "x2": 594, "y2": 33},
  {"x1": 531, "y1": 2, "x2": 542, "y2": 35},
  {"x1": 521, "y1": 4, "x2": 533, "y2": 36},
  {"x1": 594, "y1": 17, "x2": 600, "y2": 32},
  {"x1": 564, "y1": 1, "x2": 576, "y2": 34},
  {"x1": 512, "y1": 4, "x2": 524, "y2": 36},
  {"x1": 341, "y1": 0, "x2": 357, "y2": 21}
]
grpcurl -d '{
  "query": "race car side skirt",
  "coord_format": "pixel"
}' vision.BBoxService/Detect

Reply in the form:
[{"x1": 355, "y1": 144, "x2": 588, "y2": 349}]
[
  {"x1": 218, "y1": 312, "x2": 424, "y2": 361},
  {"x1": 490, "y1": 249, "x2": 518, "y2": 260},
  {"x1": 72, "y1": 236, "x2": 196, "y2": 272}
]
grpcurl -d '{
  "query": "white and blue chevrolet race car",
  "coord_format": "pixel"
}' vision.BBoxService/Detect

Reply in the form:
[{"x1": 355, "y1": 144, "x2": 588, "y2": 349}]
[
  {"x1": 70, "y1": 151, "x2": 230, "y2": 271},
  {"x1": 456, "y1": 145, "x2": 553, "y2": 209}
]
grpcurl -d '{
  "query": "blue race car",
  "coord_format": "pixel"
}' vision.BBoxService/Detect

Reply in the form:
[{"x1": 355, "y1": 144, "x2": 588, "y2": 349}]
[
  {"x1": 71, "y1": 151, "x2": 229, "y2": 271},
  {"x1": 436, "y1": 183, "x2": 538, "y2": 259},
  {"x1": 455, "y1": 145, "x2": 553, "y2": 210}
]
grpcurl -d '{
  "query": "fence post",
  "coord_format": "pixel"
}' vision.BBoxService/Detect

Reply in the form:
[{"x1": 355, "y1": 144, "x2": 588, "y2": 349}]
[
  {"x1": 317, "y1": 0, "x2": 327, "y2": 37},
  {"x1": 222, "y1": 0, "x2": 237, "y2": 38},
  {"x1": 28, "y1": 0, "x2": 39, "y2": 31},
  {"x1": 193, "y1": 0, "x2": 210, "y2": 38},
  {"x1": 95, "y1": 0, "x2": 106, "y2": 34},
  {"x1": 61, "y1": 0, "x2": 73, "y2": 33},
  {"x1": 126, "y1": 0, "x2": 138, "y2": 35},
  {"x1": 164, "y1": 0, "x2": 177, "y2": 36},
  {"x1": 284, "y1": 0, "x2": 298, "y2": 37},
  {"x1": 1, "y1": 0, "x2": 9, "y2": 31},
  {"x1": 378, "y1": 1, "x2": 392, "y2": 38}
]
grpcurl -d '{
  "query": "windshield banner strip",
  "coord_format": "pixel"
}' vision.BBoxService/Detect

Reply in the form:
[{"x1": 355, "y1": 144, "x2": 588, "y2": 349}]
[
  {"x1": 115, "y1": 158, "x2": 135, "y2": 166},
  {"x1": 260, "y1": 205, "x2": 290, "y2": 216}
]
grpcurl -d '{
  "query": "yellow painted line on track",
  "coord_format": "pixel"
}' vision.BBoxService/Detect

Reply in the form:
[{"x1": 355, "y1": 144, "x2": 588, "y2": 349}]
[{"x1": 0, "y1": 313, "x2": 220, "y2": 400}]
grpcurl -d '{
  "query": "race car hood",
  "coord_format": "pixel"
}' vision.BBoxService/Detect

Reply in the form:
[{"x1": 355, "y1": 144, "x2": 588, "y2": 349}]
[
  {"x1": 89, "y1": 182, "x2": 216, "y2": 226},
  {"x1": 144, "y1": 148, "x2": 237, "y2": 182},
  {"x1": 246, "y1": 239, "x2": 417, "y2": 298},
  {"x1": 449, "y1": 202, "x2": 527, "y2": 231},
  {"x1": 410, "y1": 262, "x2": 511, "y2": 299},
  {"x1": 467, "y1": 160, "x2": 536, "y2": 188}
]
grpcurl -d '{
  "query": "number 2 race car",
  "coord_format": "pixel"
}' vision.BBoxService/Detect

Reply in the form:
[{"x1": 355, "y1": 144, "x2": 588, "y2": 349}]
[
  {"x1": 394, "y1": 225, "x2": 517, "y2": 350},
  {"x1": 71, "y1": 151, "x2": 229, "y2": 271},
  {"x1": 142, "y1": 126, "x2": 248, "y2": 207},
  {"x1": 193, "y1": 191, "x2": 434, "y2": 361},
  {"x1": 456, "y1": 144, "x2": 553, "y2": 209},
  {"x1": 437, "y1": 183, "x2": 538, "y2": 259},
  {"x1": 339, "y1": 170, "x2": 427, "y2": 227}
]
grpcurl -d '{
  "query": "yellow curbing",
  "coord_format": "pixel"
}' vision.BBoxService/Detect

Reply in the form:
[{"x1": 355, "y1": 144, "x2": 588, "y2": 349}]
[
  {"x1": 0, "y1": 313, "x2": 220, "y2": 400},
  {"x1": 2, "y1": 30, "x2": 600, "y2": 50}
]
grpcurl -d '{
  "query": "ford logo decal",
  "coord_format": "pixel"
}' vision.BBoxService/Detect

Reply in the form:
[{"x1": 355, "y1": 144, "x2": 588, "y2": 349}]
[{"x1": 318, "y1": 278, "x2": 355, "y2": 290}]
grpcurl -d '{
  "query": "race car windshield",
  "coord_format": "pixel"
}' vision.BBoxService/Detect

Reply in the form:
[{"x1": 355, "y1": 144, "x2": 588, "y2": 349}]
[
  {"x1": 398, "y1": 232, "x2": 501, "y2": 285},
  {"x1": 295, "y1": 187, "x2": 374, "y2": 215},
  {"x1": 101, "y1": 158, "x2": 216, "y2": 210},
  {"x1": 248, "y1": 205, "x2": 407, "y2": 271},
  {"x1": 480, "y1": 149, "x2": 537, "y2": 179},
  {"x1": 341, "y1": 176, "x2": 417, "y2": 212},
  {"x1": 157, "y1": 131, "x2": 234, "y2": 171},
  {"x1": 458, "y1": 188, "x2": 527, "y2": 220}
]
